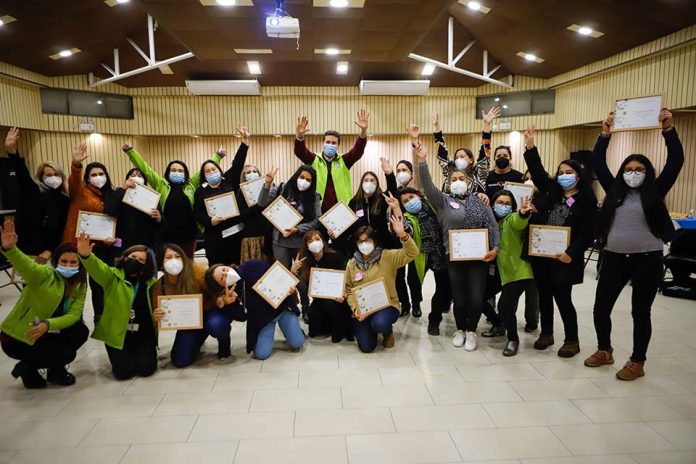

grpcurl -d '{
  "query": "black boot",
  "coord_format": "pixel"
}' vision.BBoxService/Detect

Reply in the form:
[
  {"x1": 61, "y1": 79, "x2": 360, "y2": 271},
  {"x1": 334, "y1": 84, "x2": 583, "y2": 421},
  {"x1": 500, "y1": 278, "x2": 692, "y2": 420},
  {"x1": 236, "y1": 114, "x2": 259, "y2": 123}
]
[
  {"x1": 302, "y1": 306, "x2": 310, "y2": 324},
  {"x1": 217, "y1": 343, "x2": 232, "y2": 360},
  {"x1": 482, "y1": 325, "x2": 506, "y2": 337},
  {"x1": 11, "y1": 362, "x2": 46, "y2": 389},
  {"x1": 399, "y1": 302, "x2": 410, "y2": 317},
  {"x1": 412, "y1": 303, "x2": 422, "y2": 318},
  {"x1": 47, "y1": 367, "x2": 76, "y2": 386}
]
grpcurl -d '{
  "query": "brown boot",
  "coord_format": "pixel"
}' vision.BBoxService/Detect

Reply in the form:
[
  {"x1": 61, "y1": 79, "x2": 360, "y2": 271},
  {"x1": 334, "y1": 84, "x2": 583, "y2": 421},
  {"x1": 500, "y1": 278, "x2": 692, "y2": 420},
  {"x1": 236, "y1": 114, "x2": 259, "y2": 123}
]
[
  {"x1": 584, "y1": 350, "x2": 614, "y2": 367},
  {"x1": 534, "y1": 334, "x2": 555, "y2": 350},
  {"x1": 557, "y1": 341, "x2": 580, "y2": 358},
  {"x1": 616, "y1": 361, "x2": 645, "y2": 381},
  {"x1": 383, "y1": 333, "x2": 395, "y2": 348}
]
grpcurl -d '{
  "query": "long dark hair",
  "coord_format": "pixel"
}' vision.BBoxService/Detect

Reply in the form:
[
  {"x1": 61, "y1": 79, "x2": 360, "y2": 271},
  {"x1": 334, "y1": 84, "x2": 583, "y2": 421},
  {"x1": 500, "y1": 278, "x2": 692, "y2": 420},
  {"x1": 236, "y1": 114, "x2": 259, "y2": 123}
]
[
  {"x1": 555, "y1": 158, "x2": 594, "y2": 198},
  {"x1": 51, "y1": 242, "x2": 87, "y2": 296},
  {"x1": 491, "y1": 189, "x2": 518, "y2": 212},
  {"x1": 198, "y1": 160, "x2": 224, "y2": 184},
  {"x1": 597, "y1": 154, "x2": 667, "y2": 238},
  {"x1": 115, "y1": 245, "x2": 157, "y2": 280},
  {"x1": 160, "y1": 243, "x2": 199, "y2": 295},
  {"x1": 297, "y1": 230, "x2": 336, "y2": 282},
  {"x1": 164, "y1": 160, "x2": 190, "y2": 184},
  {"x1": 83, "y1": 162, "x2": 114, "y2": 194},
  {"x1": 281, "y1": 165, "x2": 318, "y2": 222},
  {"x1": 352, "y1": 171, "x2": 384, "y2": 216}
]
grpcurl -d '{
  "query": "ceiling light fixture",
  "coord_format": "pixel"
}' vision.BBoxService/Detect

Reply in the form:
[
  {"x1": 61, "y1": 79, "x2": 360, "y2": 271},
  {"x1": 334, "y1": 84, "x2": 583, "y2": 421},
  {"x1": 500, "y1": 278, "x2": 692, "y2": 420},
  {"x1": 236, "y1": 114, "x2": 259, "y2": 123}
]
[
  {"x1": 524, "y1": 53, "x2": 536, "y2": 61},
  {"x1": 325, "y1": 48, "x2": 340, "y2": 56},
  {"x1": 421, "y1": 63, "x2": 436, "y2": 76},
  {"x1": 96, "y1": 99, "x2": 103, "y2": 105},
  {"x1": 59, "y1": 50, "x2": 73, "y2": 57},
  {"x1": 467, "y1": 1, "x2": 481, "y2": 10},
  {"x1": 216, "y1": 0, "x2": 236, "y2": 5},
  {"x1": 578, "y1": 26, "x2": 592, "y2": 35},
  {"x1": 330, "y1": 0, "x2": 349, "y2": 6},
  {"x1": 336, "y1": 61, "x2": 349, "y2": 75},
  {"x1": 516, "y1": 51, "x2": 544, "y2": 63},
  {"x1": 494, "y1": 97, "x2": 500, "y2": 102},
  {"x1": 566, "y1": 24, "x2": 604, "y2": 38},
  {"x1": 502, "y1": 104, "x2": 508, "y2": 109},
  {"x1": 0, "y1": 19, "x2": 4, "y2": 26},
  {"x1": 247, "y1": 61, "x2": 261, "y2": 74}
]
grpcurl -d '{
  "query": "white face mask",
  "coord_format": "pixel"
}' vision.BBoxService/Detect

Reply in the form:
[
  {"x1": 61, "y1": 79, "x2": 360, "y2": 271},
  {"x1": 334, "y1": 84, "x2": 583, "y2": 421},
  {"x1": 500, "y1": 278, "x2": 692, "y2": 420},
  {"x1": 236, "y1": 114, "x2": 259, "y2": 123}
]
[
  {"x1": 362, "y1": 181, "x2": 377, "y2": 195},
  {"x1": 455, "y1": 158, "x2": 469, "y2": 170},
  {"x1": 396, "y1": 172, "x2": 412, "y2": 186},
  {"x1": 43, "y1": 175, "x2": 62, "y2": 189},
  {"x1": 132, "y1": 176, "x2": 145, "y2": 185},
  {"x1": 524, "y1": 179, "x2": 534, "y2": 186},
  {"x1": 163, "y1": 258, "x2": 183, "y2": 276},
  {"x1": 297, "y1": 178, "x2": 311, "y2": 191},
  {"x1": 450, "y1": 180, "x2": 467, "y2": 196},
  {"x1": 623, "y1": 171, "x2": 646, "y2": 188},
  {"x1": 245, "y1": 171, "x2": 260, "y2": 182},
  {"x1": 308, "y1": 240, "x2": 324, "y2": 254},
  {"x1": 89, "y1": 175, "x2": 107, "y2": 189},
  {"x1": 225, "y1": 268, "x2": 241, "y2": 286},
  {"x1": 358, "y1": 241, "x2": 375, "y2": 256}
]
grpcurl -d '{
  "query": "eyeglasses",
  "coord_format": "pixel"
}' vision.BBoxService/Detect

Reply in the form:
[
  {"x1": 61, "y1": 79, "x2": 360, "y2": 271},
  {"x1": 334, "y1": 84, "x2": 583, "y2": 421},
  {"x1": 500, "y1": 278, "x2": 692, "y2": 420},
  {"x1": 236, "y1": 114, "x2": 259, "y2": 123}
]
[{"x1": 624, "y1": 168, "x2": 646, "y2": 174}]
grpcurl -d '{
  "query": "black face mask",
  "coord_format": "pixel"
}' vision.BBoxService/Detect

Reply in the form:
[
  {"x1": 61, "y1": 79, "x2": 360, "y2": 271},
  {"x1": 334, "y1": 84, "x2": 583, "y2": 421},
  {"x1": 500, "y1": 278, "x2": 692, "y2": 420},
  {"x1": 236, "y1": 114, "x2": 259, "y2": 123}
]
[
  {"x1": 123, "y1": 258, "x2": 145, "y2": 277},
  {"x1": 495, "y1": 157, "x2": 510, "y2": 169}
]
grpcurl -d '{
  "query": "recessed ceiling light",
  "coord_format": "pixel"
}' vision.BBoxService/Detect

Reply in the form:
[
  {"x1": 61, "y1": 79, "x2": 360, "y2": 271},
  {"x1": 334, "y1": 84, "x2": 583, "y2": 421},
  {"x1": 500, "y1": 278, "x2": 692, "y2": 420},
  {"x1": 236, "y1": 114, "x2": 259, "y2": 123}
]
[
  {"x1": 0, "y1": 19, "x2": 4, "y2": 26},
  {"x1": 234, "y1": 49, "x2": 273, "y2": 54},
  {"x1": 49, "y1": 48, "x2": 81, "y2": 60},
  {"x1": 216, "y1": 0, "x2": 236, "y2": 5},
  {"x1": 494, "y1": 97, "x2": 500, "y2": 102},
  {"x1": 59, "y1": 50, "x2": 73, "y2": 57},
  {"x1": 468, "y1": 1, "x2": 481, "y2": 10},
  {"x1": 502, "y1": 104, "x2": 508, "y2": 109},
  {"x1": 330, "y1": 0, "x2": 349, "y2": 6},
  {"x1": 96, "y1": 99, "x2": 103, "y2": 105},
  {"x1": 325, "y1": 48, "x2": 340, "y2": 56},
  {"x1": 457, "y1": 0, "x2": 490, "y2": 13},
  {"x1": 524, "y1": 53, "x2": 536, "y2": 61},
  {"x1": 516, "y1": 51, "x2": 544, "y2": 63},
  {"x1": 421, "y1": 63, "x2": 436, "y2": 76},
  {"x1": 314, "y1": 48, "x2": 351, "y2": 55},
  {"x1": 578, "y1": 26, "x2": 592, "y2": 35},
  {"x1": 336, "y1": 61, "x2": 349, "y2": 75},
  {"x1": 313, "y1": 0, "x2": 365, "y2": 7},
  {"x1": 116, "y1": 0, "x2": 130, "y2": 3},
  {"x1": 566, "y1": 24, "x2": 604, "y2": 38},
  {"x1": 0, "y1": 15, "x2": 17, "y2": 26},
  {"x1": 247, "y1": 61, "x2": 261, "y2": 74}
]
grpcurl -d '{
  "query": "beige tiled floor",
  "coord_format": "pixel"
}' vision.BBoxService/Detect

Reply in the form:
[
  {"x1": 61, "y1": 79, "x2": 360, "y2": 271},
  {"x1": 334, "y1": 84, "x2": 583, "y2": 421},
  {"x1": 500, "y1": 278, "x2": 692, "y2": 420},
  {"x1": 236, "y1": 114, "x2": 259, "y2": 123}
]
[{"x1": 1, "y1": 265, "x2": 695, "y2": 463}]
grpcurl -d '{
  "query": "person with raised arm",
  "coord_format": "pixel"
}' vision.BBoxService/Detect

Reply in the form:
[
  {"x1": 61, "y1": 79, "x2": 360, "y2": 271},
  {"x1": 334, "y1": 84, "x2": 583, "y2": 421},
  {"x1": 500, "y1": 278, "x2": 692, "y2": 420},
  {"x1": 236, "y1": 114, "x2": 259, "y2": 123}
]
[
  {"x1": 237, "y1": 163, "x2": 270, "y2": 263},
  {"x1": 293, "y1": 109, "x2": 370, "y2": 212},
  {"x1": 585, "y1": 109, "x2": 683, "y2": 380}
]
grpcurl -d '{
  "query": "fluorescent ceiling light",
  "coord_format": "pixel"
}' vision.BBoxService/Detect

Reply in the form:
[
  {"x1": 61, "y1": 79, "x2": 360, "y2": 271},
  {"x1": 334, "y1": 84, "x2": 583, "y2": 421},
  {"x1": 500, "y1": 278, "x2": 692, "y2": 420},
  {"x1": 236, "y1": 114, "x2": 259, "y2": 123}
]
[
  {"x1": 104, "y1": 0, "x2": 130, "y2": 6},
  {"x1": 0, "y1": 16, "x2": 17, "y2": 26},
  {"x1": 468, "y1": 1, "x2": 480, "y2": 10},
  {"x1": 326, "y1": 48, "x2": 340, "y2": 55},
  {"x1": 524, "y1": 53, "x2": 536, "y2": 61},
  {"x1": 247, "y1": 61, "x2": 261, "y2": 74},
  {"x1": 336, "y1": 61, "x2": 349, "y2": 75},
  {"x1": 59, "y1": 50, "x2": 73, "y2": 57},
  {"x1": 567, "y1": 24, "x2": 604, "y2": 38},
  {"x1": 314, "y1": 48, "x2": 351, "y2": 55},
  {"x1": 421, "y1": 63, "x2": 435, "y2": 76},
  {"x1": 199, "y1": 0, "x2": 253, "y2": 6},
  {"x1": 49, "y1": 48, "x2": 81, "y2": 60},
  {"x1": 330, "y1": 0, "x2": 348, "y2": 6},
  {"x1": 313, "y1": 0, "x2": 365, "y2": 7},
  {"x1": 516, "y1": 51, "x2": 544, "y2": 63},
  {"x1": 216, "y1": 0, "x2": 236, "y2": 4},
  {"x1": 234, "y1": 49, "x2": 273, "y2": 54},
  {"x1": 457, "y1": 0, "x2": 490, "y2": 13}
]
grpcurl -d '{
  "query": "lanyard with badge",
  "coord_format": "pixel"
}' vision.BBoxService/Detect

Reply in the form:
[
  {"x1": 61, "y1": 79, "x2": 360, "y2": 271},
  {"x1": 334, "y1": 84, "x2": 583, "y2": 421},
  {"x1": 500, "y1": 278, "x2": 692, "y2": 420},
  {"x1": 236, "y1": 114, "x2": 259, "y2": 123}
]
[{"x1": 127, "y1": 281, "x2": 140, "y2": 332}]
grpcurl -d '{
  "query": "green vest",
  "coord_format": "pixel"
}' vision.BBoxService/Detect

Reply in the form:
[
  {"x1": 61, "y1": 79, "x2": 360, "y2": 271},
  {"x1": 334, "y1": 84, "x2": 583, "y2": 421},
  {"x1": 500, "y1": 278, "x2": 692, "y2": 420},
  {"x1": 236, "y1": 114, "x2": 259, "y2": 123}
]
[
  {"x1": 403, "y1": 211, "x2": 427, "y2": 283},
  {"x1": 311, "y1": 153, "x2": 353, "y2": 205}
]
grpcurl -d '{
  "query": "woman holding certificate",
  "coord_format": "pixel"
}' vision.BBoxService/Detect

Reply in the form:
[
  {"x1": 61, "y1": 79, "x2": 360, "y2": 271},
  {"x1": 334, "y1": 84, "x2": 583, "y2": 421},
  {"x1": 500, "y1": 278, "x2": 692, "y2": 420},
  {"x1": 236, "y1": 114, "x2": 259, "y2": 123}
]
[
  {"x1": 193, "y1": 127, "x2": 250, "y2": 266},
  {"x1": 237, "y1": 164, "x2": 269, "y2": 262},
  {"x1": 585, "y1": 109, "x2": 683, "y2": 380},
  {"x1": 345, "y1": 218, "x2": 418, "y2": 352},
  {"x1": 77, "y1": 234, "x2": 160, "y2": 380},
  {"x1": 417, "y1": 143, "x2": 500, "y2": 351},
  {"x1": 522, "y1": 126, "x2": 597, "y2": 358},
  {"x1": 0, "y1": 220, "x2": 89, "y2": 389}
]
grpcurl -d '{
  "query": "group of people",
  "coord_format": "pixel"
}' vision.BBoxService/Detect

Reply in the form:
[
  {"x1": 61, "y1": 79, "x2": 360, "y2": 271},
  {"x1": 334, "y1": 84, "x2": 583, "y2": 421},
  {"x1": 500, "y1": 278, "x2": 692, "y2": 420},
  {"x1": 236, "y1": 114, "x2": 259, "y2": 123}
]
[{"x1": 0, "y1": 106, "x2": 683, "y2": 390}]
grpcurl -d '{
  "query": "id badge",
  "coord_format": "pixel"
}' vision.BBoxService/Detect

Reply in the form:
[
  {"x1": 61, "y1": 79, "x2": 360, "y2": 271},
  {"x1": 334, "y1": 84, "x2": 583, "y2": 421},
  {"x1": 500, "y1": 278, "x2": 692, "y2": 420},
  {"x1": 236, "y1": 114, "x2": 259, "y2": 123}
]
[{"x1": 127, "y1": 323, "x2": 140, "y2": 332}]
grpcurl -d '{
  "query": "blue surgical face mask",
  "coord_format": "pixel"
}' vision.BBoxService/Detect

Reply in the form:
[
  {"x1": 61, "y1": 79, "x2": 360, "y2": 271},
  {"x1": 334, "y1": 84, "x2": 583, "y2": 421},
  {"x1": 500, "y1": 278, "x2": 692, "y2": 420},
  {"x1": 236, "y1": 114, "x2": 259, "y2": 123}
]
[
  {"x1": 206, "y1": 172, "x2": 222, "y2": 185},
  {"x1": 169, "y1": 172, "x2": 185, "y2": 184},
  {"x1": 494, "y1": 204, "x2": 512, "y2": 218},
  {"x1": 404, "y1": 197, "x2": 422, "y2": 214},
  {"x1": 323, "y1": 144, "x2": 338, "y2": 157},
  {"x1": 56, "y1": 265, "x2": 80, "y2": 279},
  {"x1": 557, "y1": 173, "x2": 578, "y2": 190}
]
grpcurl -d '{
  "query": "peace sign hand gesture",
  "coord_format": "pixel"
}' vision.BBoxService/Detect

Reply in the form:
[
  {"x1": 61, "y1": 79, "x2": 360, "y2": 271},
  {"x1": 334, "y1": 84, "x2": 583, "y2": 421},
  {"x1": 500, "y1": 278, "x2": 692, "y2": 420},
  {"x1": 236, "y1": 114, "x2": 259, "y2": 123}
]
[
  {"x1": 290, "y1": 254, "x2": 306, "y2": 274},
  {"x1": 265, "y1": 167, "x2": 278, "y2": 188},
  {"x1": 236, "y1": 124, "x2": 251, "y2": 144}
]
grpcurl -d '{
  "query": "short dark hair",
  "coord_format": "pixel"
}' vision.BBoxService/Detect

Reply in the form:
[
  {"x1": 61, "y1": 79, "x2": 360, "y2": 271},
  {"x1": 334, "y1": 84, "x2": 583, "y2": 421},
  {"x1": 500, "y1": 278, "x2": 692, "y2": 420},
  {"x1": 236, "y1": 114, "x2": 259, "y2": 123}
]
[
  {"x1": 125, "y1": 168, "x2": 147, "y2": 185},
  {"x1": 494, "y1": 145, "x2": 512, "y2": 158},
  {"x1": 323, "y1": 130, "x2": 341, "y2": 143},
  {"x1": 396, "y1": 160, "x2": 413, "y2": 173},
  {"x1": 454, "y1": 148, "x2": 474, "y2": 160},
  {"x1": 354, "y1": 225, "x2": 376, "y2": 244},
  {"x1": 199, "y1": 160, "x2": 224, "y2": 183},
  {"x1": 491, "y1": 189, "x2": 518, "y2": 211},
  {"x1": 115, "y1": 245, "x2": 157, "y2": 280},
  {"x1": 396, "y1": 187, "x2": 420, "y2": 209}
]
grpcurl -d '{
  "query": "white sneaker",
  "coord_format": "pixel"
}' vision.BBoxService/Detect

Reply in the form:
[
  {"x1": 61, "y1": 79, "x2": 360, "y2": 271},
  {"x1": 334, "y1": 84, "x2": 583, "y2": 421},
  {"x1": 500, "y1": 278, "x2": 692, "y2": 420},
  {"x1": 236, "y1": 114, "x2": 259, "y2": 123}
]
[
  {"x1": 464, "y1": 331, "x2": 478, "y2": 351},
  {"x1": 452, "y1": 330, "x2": 466, "y2": 348}
]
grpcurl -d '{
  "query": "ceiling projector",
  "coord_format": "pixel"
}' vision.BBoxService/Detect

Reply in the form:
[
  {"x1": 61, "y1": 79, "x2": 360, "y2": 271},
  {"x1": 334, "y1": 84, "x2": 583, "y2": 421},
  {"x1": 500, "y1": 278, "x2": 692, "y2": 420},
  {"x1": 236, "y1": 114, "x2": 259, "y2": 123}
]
[{"x1": 266, "y1": 16, "x2": 300, "y2": 39}]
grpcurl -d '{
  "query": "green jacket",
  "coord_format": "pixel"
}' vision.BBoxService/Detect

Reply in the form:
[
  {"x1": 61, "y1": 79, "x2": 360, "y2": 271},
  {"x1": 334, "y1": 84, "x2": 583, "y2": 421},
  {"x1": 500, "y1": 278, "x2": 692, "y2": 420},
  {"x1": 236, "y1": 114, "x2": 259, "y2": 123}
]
[
  {"x1": 403, "y1": 211, "x2": 427, "y2": 283},
  {"x1": 0, "y1": 247, "x2": 86, "y2": 345},
  {"x1": 80, "y1": 253, "x2": 158, "y2": 349},
  {"x1": 311, "y1": 153, "x2": 353, "y2": 205},
  {"x1": 125, "y1": 147, "x2": 222, "y2": 208},
  {"x1": 497, "y1": 212, "x2": 534, "y2": 286}
]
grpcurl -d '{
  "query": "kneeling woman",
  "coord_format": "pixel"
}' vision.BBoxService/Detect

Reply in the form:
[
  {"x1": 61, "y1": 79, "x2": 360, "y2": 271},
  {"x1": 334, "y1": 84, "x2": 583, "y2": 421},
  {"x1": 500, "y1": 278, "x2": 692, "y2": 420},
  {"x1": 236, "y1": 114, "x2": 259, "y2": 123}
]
[
  {"x1": 77, "y1": 234, "x2": 160, "y2": 380},
  {"x1": 206, "y1": 260, "x2": 305, "y2": 360},
  {"x1": 0, "y1": 220, "x2": 89, "y2": 388},
  {"x1": 345, "y1": 218, "x2": 418, "y2": 352}
]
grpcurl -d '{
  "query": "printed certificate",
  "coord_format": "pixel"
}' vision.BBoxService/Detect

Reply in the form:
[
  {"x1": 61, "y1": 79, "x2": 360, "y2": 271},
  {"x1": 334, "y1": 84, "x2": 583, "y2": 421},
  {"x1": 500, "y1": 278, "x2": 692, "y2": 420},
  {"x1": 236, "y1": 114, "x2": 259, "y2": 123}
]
[
  {"x1": 528, "y1": 224, "x2": 571, "y2": 258},
  {"x1": 352, "y1": 278, "x2": 390, "y2": 316},
  {"x1": 253, "y1": 261, "x2": 300, "y2": 309},
  {"x1": 309, "y1": 267, "x2": 346, "y2": 300},
  {"x1": 76, "y1": 211, "x2": 116, "y2": 241},
  {"x1": 449, "y1": 229, "x2": 489, "y2": 261},
  {"x1": 122, "y1": 183, "x2": 161, "y2": 214},
  {"x1": 262, "y1": 196, "x2": 303, "y2": 233},
  {"x1": 319, "y1": 202, "x2": 358, "y2": 238},
  {"x1": 157, "y1": 294, "x2": 203, "y2": 331},
  {"x1": 240, "y1": 176, "x2": 265, "y2": 207},
  {"x1": 613, "y1": 94, "x2": 663, "y2": 131}
]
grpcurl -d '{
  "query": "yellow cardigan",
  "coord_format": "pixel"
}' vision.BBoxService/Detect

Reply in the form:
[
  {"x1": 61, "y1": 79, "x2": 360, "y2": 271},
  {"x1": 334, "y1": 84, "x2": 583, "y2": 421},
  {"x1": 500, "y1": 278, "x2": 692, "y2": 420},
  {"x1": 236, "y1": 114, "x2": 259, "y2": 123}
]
[{"x1": 345, "y1": 236, "x2": 418, "y2": 316}]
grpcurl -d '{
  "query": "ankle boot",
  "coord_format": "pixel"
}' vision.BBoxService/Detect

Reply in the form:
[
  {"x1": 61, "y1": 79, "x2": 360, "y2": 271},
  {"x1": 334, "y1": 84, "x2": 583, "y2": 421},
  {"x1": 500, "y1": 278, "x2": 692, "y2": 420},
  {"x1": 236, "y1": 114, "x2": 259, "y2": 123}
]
[
  {"x1": 47, "y1": 367, "x2": 76, "y2": 386},
  {"x1": 11, "y1": 362, "x2": 46, "y2": 389},
  {"x1": 534, "y1": 334, "x2": 555, "y2": 350}
]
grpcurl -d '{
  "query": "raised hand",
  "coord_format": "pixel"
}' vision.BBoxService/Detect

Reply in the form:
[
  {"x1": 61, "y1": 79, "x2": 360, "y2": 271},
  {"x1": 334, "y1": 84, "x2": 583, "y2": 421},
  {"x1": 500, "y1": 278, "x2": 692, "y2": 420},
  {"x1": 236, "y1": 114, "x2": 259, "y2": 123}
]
[
  {"x1": 379, "y1": 157, "x2": 393, "y2": 175},
  {"x1": 431, "y1": 112, "x2": 441, "y2": 133},
  {"x1": 72, "y1": 142, "x2": 88, "y2": 167},
  {"x1": 602, "y1": 112, "x2": 614, "y2": 135},
  {"x1": 5, "y1": 127, "x2": 19, "y2": 154},
  {"x1": 76, "y1": 232, "x2": 94, "y2": 257},
  {"x1": 296, "y1": 116, "x2": 310, "y2": 139},
  {"x1": 659, "y1": 108, "x2": 673, "y2": 130},
  {"x1": 121, "y1": 142, "x2": 132, "y2": 153},
  {"x1": 413, "y1": 142, "x2": 427, "y2": 160},
  {"x1": 290, "y1": 254, "x2": 306, "y2": 274},
  {"x1": 389, "y1": 214, "x2": 406, "y2": 238},
  {"x1": 265, "y1": 167, "x2": 278, "y2": 188},
  {"x1": 523, "y1": 124, "x2": 535, "y2": 149},
  {"x1": 482, "y1": 106, "x2": 501, "y2": 130},
  {"x1": 217, "y1": 283, "x2": 238, "y2": 308},
  {"x1": 383, "y1": 191, "x2": 400, "y2": 211},
  {"x1": 217, "y1": 145, "x2": 228, "y2": 158},
  {"x1": 236, "y1": 124, "x2": 251, "y2": 143},
  {"x1": 519, "y1": 196, "x2": 532, "y2": 215},
  {"x1": 0, "y1": 219, "x2": 18, "y2": 250},
  {"x1": 406, "y1": 123, "x2": 420, "y2": 140},
  {"x1": 354, "y1": 109, "x2": 370, "y2": 135}
]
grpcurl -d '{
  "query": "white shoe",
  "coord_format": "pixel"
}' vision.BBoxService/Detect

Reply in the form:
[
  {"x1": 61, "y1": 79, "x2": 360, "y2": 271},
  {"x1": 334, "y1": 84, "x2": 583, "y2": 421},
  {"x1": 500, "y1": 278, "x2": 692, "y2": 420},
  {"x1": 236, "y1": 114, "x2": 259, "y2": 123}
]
[
  {"x1": 464, "y1": 331, "x2": 478, "y2": 351},
  {"x1": 452, "y1": 330, "x2": 465, "y2": 348}
]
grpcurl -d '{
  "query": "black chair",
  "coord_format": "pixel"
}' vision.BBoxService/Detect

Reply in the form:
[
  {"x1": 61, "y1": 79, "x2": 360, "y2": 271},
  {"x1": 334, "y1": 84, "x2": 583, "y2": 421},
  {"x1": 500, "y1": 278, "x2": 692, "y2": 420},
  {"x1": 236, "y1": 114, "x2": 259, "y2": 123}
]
[{"x1": 661, "y1": 229, "x2": 696, "y2": 299}]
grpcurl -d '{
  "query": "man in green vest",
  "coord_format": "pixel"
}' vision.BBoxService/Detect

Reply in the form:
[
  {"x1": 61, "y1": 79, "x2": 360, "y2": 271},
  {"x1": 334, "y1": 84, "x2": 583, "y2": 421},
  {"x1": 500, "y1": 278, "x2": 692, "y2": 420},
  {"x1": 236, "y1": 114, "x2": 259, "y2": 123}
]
[{"x1": 293, "y1": 109, "x2": 370, "y2": 212}]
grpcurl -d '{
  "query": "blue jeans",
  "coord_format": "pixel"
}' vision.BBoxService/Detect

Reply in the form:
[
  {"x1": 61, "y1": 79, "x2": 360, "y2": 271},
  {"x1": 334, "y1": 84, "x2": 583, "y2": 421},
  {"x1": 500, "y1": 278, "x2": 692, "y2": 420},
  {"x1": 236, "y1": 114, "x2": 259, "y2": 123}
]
[
  {"x1": 254, "y1": 310, "x2": 305, "y2": 360},
  {"x1": 352, "y1": 306, "x2": 400, "y2": 353},
  {"x1": 170, "y1": 309, "x2": 233, "y2": 368}
]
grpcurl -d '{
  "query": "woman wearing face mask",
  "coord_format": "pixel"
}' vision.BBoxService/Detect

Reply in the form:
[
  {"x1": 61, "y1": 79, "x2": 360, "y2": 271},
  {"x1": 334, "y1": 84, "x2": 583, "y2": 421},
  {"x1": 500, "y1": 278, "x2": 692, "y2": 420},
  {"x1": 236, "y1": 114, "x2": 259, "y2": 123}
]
[
  {"x1": 292, "y1": 231, "x2": 353, "y2": 342},
  {"x1": 238, "y1": 164, "x2": 270, "y2": 262},
  {"x1": 122, "y1": 142, "x2": 226, "y2": 259},
  {"x1": 0, "y1": 220, "x2": 89, "y2": 389},
  {"x1": 77, "y1": 233, "x2": 160, "y2": 380},
  {"x1": 104, "y1": 168, "x2": 164, "y2": 252},
  {"x1": 519, "y1": 170, "x2": 541, "y2": 333},
  {"x1": 416, "y1": 143, "x2": 500, "y2": 351},
  {"x1": 193, "y1": 128, "x2": 251, "y2": 266},
  {"x1": 488, "y1": 190, "x2": 535, "y2": 356},
  {"x1": 522, "y1": 125, "x2": 597, "y2": 358},
  {"x1": 585, "y1": 109, "x2": 683, "y2": 380},
  {"x1": 206, "y1": 260, "x2": 304, "y2": 360},
  {"x1": 258, "y1": 165, "x2": 322, "y2": 270},
  {"x1": 396, "y1": 187, "x2": 452, "y2": 335},
  {"x1": 4, "y1": 128, "x2": 69, "y2": 264},
  {"x1": 63, "y1": 143, "x2": 115, "y2": 324},
  {"x1": 346, "y1": 217, "x2": 418, "y2": 352}
]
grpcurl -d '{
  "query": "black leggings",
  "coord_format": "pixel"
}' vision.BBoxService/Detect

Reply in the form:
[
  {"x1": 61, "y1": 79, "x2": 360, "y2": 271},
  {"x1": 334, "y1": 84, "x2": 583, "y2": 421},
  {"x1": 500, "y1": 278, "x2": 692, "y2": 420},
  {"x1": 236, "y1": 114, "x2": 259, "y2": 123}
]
[
  {"x1": 447, "y1": 260, "x2": 488, "y2": 332},
  {"x1": 593, "y1": 250, "x2": 662, "y2": 362},
  {"x1": 105, "y1": 331, "x2": 157, "y2": 380},
  {"x1": 499, "y1": 279, "x2": 537, "y2": 341},
  {"x1": 533, "y1": 261, "x2": 579, "y2": 342},
  {"x1": 1, "y1": 321, "x2": 89, "y2": 370},
  {"x1": 308, "y1": 299, "x2": 353, "y2": 339},
  {"x1": 396, "y1": 262, "x2": 423, "y2": 310}
]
